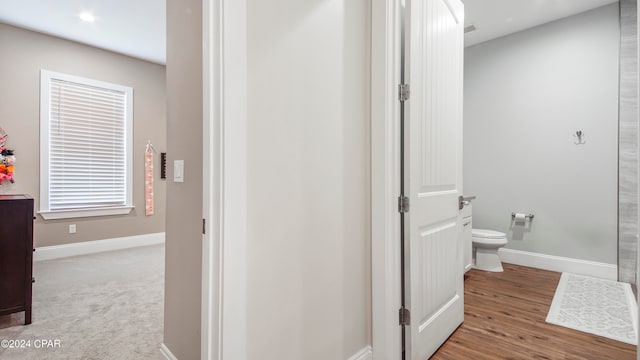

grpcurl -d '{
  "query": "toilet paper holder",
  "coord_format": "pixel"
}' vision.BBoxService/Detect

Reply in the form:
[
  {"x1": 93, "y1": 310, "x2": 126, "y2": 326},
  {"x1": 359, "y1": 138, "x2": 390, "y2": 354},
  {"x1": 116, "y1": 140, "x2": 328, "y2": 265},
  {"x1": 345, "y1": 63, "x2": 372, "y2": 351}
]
[{"x1": 511, "y1": 213, "x2": 534, "y2": 220}]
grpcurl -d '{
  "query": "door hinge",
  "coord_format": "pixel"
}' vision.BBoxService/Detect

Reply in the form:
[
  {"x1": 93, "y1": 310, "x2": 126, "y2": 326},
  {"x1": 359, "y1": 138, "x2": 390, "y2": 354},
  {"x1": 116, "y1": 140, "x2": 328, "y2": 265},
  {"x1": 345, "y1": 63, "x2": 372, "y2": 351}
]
[
  {"x1": 398, "y1": 84, "x2": 410, "y2": 102},
  {"x1": 399, "y1": 307, "x2": 411, "y2": 326},
  {"x1": 398, "y1": 196, "x2": 410, "y2": 213},
  {"x1": 202, "y1": 218, "x2": 206, "y2": 235}
]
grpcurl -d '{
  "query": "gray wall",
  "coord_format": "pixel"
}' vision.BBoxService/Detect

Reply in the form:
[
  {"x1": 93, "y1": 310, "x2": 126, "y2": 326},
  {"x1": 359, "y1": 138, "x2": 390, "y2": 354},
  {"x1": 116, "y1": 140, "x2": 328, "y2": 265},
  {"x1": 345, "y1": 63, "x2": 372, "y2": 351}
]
[
  {"x1": 464, "y1": 4, "x2": 619, "y2": 264},
  {"x1": 246, "y1": 0, "x2": 371, "y2": 358},
  {"x1": 0, "y1": 23, "x2": 166, "y2": 248},
  {"x1": 619, "y1": 0, "x2": 638, "y2": 283},
  {"x1": 164, "y1": 0, "x2": 202, "y2": 358}
]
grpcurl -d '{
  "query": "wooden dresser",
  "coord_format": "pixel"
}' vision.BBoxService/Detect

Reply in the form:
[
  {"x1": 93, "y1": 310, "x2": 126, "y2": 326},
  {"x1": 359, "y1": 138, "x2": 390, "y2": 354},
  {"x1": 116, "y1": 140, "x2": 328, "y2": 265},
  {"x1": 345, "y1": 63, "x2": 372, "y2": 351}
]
[{"x1": 0, "y1": 195, "x2": 34, "y2": 324}]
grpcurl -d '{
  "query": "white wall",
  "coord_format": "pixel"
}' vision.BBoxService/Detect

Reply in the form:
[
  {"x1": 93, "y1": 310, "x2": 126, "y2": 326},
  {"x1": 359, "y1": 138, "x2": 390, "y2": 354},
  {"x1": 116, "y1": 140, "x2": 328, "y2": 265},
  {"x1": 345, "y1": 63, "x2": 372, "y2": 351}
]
[
  {"x1": 246, "y1": 1, "x2": 371, "y2": 359},
  {"x1": 464, "y1": 4, "x2": 619, "y2": 264}
]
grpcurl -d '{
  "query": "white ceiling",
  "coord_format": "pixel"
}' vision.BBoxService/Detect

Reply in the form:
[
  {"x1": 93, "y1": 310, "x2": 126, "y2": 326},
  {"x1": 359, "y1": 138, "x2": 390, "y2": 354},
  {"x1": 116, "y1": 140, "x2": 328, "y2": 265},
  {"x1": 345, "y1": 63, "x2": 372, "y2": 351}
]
[
  {"x1": 464, "y1": 0, "x2": 619, "y2": 47},
  {"x1": 0, "y1": 0, "x2": 619, "y2": 62},
  {"x1": 0, "y1": 0, "x2": 166, "y2": 64}
]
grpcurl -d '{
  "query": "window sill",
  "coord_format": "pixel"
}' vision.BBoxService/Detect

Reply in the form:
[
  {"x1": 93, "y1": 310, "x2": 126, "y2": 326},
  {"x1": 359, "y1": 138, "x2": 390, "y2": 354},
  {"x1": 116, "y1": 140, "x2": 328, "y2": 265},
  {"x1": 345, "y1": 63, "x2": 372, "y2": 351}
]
[{"x1": 39, "y1": 206, "x2": 134, "y2": 220}]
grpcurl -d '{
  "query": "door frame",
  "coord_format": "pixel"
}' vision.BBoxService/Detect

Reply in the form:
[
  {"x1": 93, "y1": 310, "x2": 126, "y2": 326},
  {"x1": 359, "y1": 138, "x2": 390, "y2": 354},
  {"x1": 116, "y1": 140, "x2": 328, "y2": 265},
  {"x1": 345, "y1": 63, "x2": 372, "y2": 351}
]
[
  {"x1": 202, "y1": 0, "x2": 402, "y2": 359},
  {"x1": 202, "y1": 0, "x2": 247, "y2": 359},
  {"x1": 371, "y1": 0, "x2": 404, "y2": 359},
  {"x1": 201, "y1": 1, "x2": 637, "y2": 359}
]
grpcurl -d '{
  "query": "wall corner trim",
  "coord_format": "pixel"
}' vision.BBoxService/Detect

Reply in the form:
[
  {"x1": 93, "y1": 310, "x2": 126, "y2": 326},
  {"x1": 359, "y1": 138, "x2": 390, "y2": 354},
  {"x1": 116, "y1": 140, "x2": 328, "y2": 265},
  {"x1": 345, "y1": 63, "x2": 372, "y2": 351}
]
[
  {"x1": 348, "y1": 346, "x2": 373, "y2": 360},
  {"x1": 34, "y1": 232, "x2": 165, "y2": 261},
  {"x1": 499, "y1": 248, "x2": 617, "y2": 281},
  {"x1": 160, "y1": 343, "x2": 178, "y2": 360}
]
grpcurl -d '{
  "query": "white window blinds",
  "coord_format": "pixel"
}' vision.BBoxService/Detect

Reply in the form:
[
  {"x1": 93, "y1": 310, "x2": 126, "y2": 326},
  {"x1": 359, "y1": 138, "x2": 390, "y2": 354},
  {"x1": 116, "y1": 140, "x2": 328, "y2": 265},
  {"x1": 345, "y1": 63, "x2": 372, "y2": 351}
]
[{"x1": 40, "y1": 70, "x2": 133, "y2": 219}]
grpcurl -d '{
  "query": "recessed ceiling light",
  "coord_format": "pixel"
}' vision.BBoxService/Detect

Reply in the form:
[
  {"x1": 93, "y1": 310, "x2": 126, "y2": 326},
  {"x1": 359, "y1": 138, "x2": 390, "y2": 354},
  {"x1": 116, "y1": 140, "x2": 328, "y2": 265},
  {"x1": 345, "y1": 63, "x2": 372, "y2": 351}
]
[{"x1": 79, "y1": 12, "x2": 95, "y2": 22}]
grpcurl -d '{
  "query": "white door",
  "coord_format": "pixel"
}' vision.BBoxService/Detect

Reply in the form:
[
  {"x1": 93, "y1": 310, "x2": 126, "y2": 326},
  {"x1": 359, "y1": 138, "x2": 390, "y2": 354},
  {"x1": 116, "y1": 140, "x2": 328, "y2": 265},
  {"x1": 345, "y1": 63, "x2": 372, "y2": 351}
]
[{"x1": 403, "y1": 0, "x2": 465, "y2": 359}]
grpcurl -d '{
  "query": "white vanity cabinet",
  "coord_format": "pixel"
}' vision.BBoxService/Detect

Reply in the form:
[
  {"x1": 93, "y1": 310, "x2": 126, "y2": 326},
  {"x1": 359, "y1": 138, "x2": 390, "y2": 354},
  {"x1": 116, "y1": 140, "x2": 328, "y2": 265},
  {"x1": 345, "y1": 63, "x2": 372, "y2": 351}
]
[{"x1": 461, "y1": 204, "x2": 472, "y2": 273}]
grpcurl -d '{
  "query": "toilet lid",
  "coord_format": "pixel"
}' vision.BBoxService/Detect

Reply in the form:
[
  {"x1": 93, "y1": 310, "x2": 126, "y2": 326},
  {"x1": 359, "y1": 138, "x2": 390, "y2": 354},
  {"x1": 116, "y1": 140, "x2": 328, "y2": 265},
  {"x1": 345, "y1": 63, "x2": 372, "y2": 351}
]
[{"x1": 472, "y1": 229, "x2": 506, "y2": 239}]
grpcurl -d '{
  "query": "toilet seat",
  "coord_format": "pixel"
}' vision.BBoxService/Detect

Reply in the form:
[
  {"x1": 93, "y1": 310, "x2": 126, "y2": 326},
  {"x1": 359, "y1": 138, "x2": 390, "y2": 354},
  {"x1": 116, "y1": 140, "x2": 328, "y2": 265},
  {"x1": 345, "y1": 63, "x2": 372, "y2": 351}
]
[
  {"x1": 472, "y1": 229, "x2": 505, "y2": 239},
  {"x1": 472, "y1": 237, "x2": 508, "y2": 246},
  {"x1": 472, "y1": 229, "x2": 508, "y2": 246}
]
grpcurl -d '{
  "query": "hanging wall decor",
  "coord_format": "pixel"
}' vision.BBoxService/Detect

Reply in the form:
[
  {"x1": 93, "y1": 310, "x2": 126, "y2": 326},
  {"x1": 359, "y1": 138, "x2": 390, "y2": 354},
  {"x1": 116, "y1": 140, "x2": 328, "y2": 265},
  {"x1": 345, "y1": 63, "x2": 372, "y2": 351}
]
[
  {"x1": 144, "y1": 141, "x2": 155, "y2": 216},
  {"x1": 0, "y1": 127, "x2": 15, "y2": 185}
]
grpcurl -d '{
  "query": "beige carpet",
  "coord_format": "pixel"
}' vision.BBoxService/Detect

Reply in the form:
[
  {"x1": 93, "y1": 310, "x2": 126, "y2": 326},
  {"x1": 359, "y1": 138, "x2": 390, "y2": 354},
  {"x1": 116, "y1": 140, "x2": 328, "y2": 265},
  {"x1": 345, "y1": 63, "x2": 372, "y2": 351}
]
[{"x1": 0, "y1": 244, "x2": 164, "y2": 360}]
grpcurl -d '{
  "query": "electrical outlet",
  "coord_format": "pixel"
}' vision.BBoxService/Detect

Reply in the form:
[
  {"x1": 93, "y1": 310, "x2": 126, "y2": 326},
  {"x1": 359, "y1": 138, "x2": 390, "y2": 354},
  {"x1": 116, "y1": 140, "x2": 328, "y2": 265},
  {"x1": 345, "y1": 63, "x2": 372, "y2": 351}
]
[{"x1": 69, "y1": 224, "x2": 76, "y2": 234}]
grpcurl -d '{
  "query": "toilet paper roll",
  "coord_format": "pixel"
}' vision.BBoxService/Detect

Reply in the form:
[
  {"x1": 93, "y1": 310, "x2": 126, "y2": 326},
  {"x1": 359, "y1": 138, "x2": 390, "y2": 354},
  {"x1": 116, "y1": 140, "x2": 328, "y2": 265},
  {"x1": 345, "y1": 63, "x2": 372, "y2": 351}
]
[{"x1": 514, "y1": 213, "x2": 527, "y2": 224}]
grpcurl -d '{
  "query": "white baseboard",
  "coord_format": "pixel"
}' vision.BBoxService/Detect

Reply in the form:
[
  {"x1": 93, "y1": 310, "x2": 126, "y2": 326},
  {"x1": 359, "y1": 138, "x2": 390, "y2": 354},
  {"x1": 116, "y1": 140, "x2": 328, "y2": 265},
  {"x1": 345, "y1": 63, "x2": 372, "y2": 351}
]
[
  {"x1": 34, "y1": 232, "x2": 165, "y2": 262},
  {"x1": 159, "y1": 343, "x2": 178, "y2": 360},
  {"x1": 499, "y1": 248, "x2": 617, "y2": 281},
  {"x1": 158, "y1": 343, "x2": 370, "y2": 360},
  {"x1": 348, "y1": 346, "x2": 373, "y2": 360}
]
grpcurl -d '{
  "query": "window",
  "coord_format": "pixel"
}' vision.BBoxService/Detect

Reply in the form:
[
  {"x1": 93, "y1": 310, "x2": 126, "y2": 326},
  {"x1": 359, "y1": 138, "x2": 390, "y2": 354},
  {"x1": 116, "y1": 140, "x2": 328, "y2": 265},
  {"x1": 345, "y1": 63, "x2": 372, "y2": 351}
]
[{"x1": 39, "y1": 70, "x2": 134, "y2": 220}]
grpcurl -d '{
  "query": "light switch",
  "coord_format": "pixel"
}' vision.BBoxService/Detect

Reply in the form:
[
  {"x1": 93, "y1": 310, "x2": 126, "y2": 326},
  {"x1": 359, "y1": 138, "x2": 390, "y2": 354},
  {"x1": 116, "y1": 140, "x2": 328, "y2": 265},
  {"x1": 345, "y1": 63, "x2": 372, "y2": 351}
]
[{"x1": 174, "y1": 160, "x2": 185, "y2": 183}]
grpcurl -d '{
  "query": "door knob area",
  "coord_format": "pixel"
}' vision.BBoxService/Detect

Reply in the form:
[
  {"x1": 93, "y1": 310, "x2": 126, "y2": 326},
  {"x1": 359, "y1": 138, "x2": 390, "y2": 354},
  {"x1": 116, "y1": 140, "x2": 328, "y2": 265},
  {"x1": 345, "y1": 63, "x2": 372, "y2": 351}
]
[{"x1": 458, "y1": 195, "x2": 476, "y2": 210}]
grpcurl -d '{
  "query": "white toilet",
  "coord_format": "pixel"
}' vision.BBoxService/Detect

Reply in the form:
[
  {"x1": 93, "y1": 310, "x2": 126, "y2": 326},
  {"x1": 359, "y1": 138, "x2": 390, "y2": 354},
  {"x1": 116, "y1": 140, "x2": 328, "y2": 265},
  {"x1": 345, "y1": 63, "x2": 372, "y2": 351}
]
[{"x1": 472, "y1": 229, "x2": 508, "y2": 272}]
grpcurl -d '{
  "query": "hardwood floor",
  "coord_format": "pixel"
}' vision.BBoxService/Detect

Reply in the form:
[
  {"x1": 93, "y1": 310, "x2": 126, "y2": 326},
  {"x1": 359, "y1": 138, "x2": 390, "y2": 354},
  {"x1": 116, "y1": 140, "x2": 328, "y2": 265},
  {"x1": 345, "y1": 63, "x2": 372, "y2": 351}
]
[{"x1": 432, "y1": 264, "x2": 636, "y2": 360}]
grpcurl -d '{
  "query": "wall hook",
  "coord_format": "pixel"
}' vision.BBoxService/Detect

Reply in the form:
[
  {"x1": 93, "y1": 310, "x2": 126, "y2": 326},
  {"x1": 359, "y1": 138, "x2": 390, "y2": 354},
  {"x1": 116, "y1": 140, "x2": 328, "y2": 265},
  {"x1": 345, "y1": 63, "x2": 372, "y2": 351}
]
[
  {"x1": 574, "y1": 130, "x2": 586, "y2": 145},
  {"x1": 145, "y1": 140, "x2": 157, "y2": 153}
]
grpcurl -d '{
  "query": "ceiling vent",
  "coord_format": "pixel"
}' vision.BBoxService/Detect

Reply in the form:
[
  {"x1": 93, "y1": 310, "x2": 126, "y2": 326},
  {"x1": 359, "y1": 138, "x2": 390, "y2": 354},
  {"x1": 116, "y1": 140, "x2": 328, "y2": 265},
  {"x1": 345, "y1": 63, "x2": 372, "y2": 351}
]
[{"x1": 464, "y1": 24, "x2": 477, "y2": 33}]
